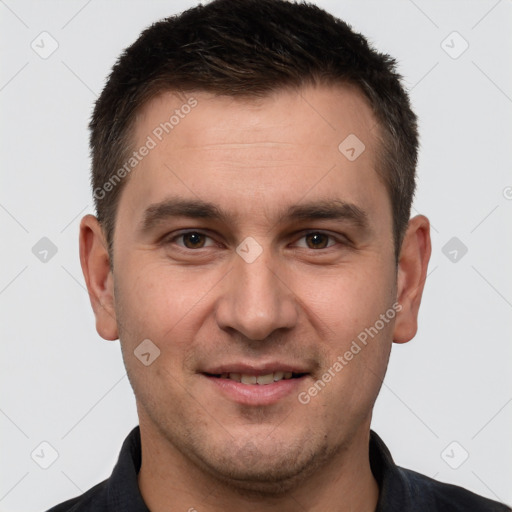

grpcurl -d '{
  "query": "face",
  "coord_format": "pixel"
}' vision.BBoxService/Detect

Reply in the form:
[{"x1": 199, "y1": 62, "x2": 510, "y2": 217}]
[{"x1": 81, "y1": 84, "x2": 428, "y2": 492}]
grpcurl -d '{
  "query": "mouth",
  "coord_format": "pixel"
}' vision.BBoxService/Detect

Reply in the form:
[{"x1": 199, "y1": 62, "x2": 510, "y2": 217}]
[
  {"x1": 200, "y1": 366, "x2": 310, "y2": 406},
  {"x1": 204, "y1": 371, "x2": 307, "y2": 385}
]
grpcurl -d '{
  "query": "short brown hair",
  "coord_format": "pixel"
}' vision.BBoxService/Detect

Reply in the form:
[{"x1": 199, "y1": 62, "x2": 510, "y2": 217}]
[{"x1": 90, "y1": 0, "x2": 418, "y2": 262}]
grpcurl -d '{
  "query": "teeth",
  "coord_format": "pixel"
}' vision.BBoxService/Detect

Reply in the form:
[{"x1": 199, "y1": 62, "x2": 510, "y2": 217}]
[
  {"x1": 256, "y1": 373, "x2": 274, "y2": 385},
  {"x1": 241, "y1": 374, "x2": 257, "y2": 384},
  {"x1": 273, "y1": 371, "x2": 284, "y2": 381},
  {"x1": 221, "y1": 371, "x2": 298, "y2": 385}
]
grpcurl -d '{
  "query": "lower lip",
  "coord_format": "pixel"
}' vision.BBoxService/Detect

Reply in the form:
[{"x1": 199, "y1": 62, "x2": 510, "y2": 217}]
[{"x1": 202, "y1": 374, "x2": 307, "y2": 406}]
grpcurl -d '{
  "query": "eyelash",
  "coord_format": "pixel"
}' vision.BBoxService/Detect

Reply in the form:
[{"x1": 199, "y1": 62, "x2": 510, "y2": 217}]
[{"x1": 164, "y1": 230, "x2": 347, "y2": 251}]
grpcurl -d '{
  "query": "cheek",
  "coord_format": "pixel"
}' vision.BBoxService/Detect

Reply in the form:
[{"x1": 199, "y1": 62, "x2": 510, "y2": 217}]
[
  {"x1": 115, "y1": 259, "x2": 221, "y2": 349},
  {"x1": 303, "y1": 269, "x2": 395, "y2": 425},
  {"x1": 296, "y1": 262, "x2": 396, "y2": 344},
  {"x1": 114, "y1": 262, "x2": 211, "y2": 404}
]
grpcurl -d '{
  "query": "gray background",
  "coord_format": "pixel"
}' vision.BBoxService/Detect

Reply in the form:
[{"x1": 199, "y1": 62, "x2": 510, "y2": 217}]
[{"x1": 1, "y1": 0, "x2": 511, "y2": 510}]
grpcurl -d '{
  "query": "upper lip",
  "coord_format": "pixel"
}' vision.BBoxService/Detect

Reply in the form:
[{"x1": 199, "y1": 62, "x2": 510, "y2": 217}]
[{"x1": 201, "y1": 362, "x2": 310, "y2": 376}]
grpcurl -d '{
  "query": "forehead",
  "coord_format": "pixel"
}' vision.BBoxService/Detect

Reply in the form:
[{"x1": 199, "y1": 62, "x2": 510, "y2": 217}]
[
  {"x1": 120, "y1": 84, "x2": 388, "y2": 231},
  {"x1": 134, "y1": 84, "x2": 377, "y2": 152}
]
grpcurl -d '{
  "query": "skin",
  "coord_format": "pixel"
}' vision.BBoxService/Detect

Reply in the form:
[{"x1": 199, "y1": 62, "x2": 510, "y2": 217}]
[{"x1": 80, "y1": 84, "x2": 431, "y2": 511}]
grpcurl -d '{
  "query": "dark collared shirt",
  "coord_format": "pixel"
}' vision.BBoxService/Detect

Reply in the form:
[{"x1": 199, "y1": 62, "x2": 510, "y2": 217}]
[{"x1": 47, "y1": 427, "x2": 511, "y2": 511}]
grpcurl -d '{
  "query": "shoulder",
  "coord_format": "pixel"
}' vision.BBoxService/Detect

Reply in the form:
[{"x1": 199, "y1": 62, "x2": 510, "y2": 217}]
[
  {"x1": 44, "y1": 479, "x2": 108, "y2": 512},
  {"x1": 369, "y1": 430, "x2": 510, "y2": 511},
  {"x1": 399, "y1": 466, "x2": 512, "y2": 512},
  {"x1": 44, "y1": 426, "x2": 148, "y2": 511}
]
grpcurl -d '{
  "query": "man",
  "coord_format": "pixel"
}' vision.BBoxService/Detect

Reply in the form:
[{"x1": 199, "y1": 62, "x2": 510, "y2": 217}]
[{"x1": 47, "y1": 0, "x2": 511, "y2": 510}]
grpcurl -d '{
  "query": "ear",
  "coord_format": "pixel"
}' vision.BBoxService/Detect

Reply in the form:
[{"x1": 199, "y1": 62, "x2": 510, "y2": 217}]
[
  {"x1": 393, "y1": 215, "x2": 431, "y2": 344},
  {"x1": 79, "y1": 214, "x2": 118, "y2": 341}
]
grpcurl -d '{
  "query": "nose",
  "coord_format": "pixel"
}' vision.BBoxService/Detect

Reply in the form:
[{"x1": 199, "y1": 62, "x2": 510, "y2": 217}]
[{"x1": 215, "y1": 250, "x2": 298, "y2": 341}]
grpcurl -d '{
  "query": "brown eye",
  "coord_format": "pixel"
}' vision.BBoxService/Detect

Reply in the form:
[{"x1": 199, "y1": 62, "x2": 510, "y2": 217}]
[
  {"x1": 181, "y1": 232, "x2": 207, "y2": 249},
  {"x1": 304, "y1": 232, "x2": 330, "y2": 249},
  {"x1": 294, "y1": 232, "x2": 340, "y2": 250},
  {"x1": 165, "y1": 231, "x2": 214, "y2": 249}
]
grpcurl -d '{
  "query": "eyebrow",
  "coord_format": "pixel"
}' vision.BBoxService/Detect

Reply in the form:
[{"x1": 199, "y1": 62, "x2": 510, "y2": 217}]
[{"x1": 140, "y1": 197, "x2": 369, "y2": 233}]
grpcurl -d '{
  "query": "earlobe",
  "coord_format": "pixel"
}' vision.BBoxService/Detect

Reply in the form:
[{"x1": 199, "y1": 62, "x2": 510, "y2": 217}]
[
  {"x1": 79, "y1": 214, "x2": 119, "y2": 341},
  {"x1": 393, "y1": 215, "x2": 431, "y2": 344}
]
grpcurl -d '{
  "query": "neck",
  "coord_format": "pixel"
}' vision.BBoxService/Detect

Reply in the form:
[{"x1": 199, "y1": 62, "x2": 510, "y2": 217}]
[{"x1": 137, "y1": 422, "x2": 379, "y2": 512}]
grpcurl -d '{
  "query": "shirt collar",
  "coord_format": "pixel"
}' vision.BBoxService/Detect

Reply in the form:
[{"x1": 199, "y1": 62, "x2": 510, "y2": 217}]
[
  {"x1": 105, "y1": 426, "x2": 150, "y2": 511},
  {"x1": 369, "y1": 429, "x2": 416, "y2": 510}
]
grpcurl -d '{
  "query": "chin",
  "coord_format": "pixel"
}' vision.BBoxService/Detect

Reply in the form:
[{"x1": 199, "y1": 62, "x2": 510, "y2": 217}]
[{"x1": 190, "y1": 432, "x2": 335, "y2": 497}]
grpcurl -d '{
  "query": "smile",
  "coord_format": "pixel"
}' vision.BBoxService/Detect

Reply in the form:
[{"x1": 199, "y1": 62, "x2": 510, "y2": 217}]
[
  {"x1": 201, "y1": 369, "x2": 309, "y2": 406},
  {"x1": 206, "y1": 371, "x2": 306, "y2": 385}
]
